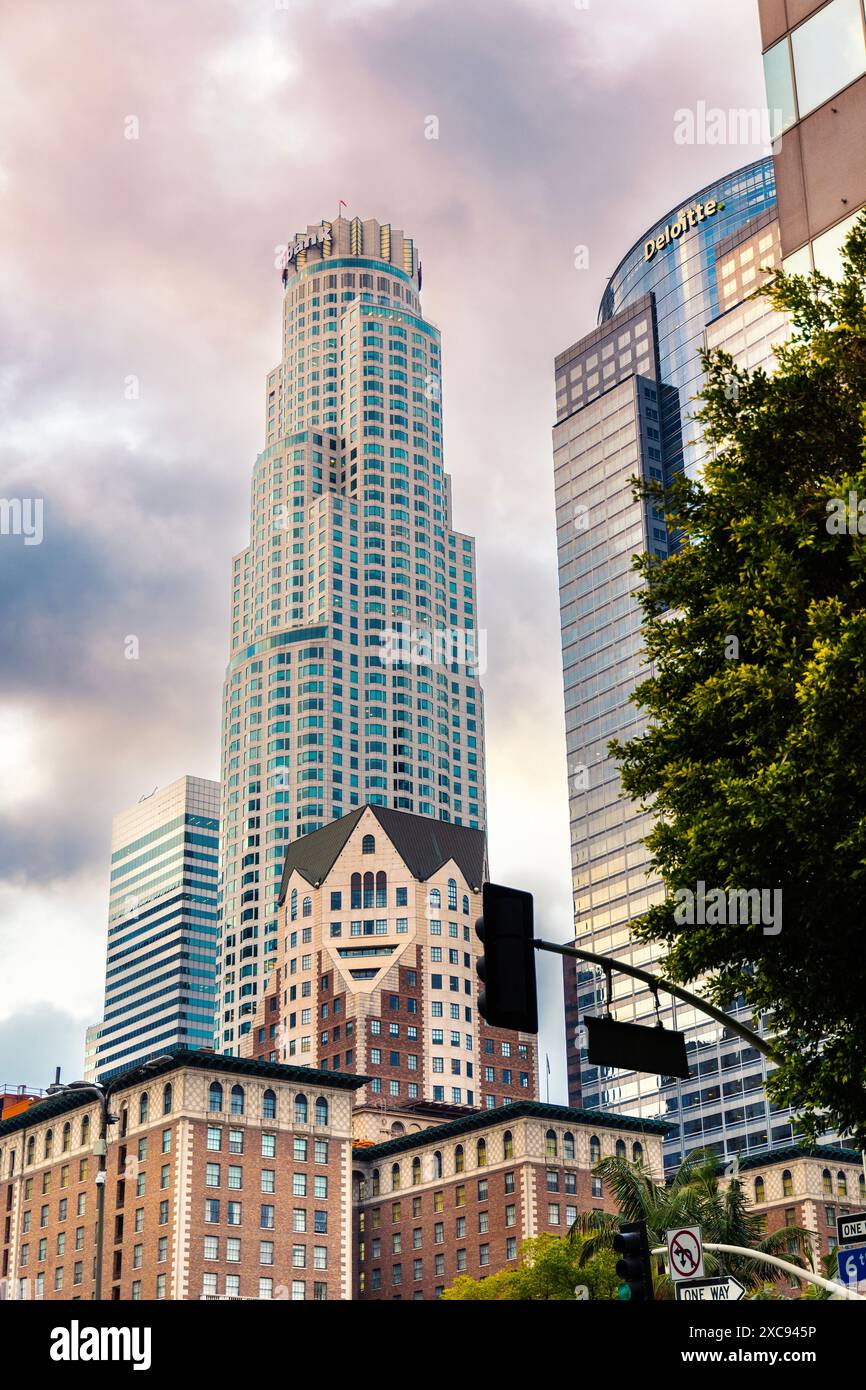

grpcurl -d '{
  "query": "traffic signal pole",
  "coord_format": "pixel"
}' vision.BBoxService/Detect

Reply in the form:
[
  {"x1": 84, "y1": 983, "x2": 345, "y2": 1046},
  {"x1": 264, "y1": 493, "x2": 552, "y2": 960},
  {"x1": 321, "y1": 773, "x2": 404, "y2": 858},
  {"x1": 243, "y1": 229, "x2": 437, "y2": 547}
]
[{"x1": 533, "y1": 938, "x2": 781, "y2": 1064}]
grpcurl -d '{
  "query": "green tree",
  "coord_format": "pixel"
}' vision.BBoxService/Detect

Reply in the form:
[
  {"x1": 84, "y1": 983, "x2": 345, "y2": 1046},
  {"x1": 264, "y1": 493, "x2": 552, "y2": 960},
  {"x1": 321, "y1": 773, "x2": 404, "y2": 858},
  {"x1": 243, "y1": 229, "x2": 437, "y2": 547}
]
[
  {"x1": 611, "y1": 215, "x2": 866, "y2": 1145},
  {"x1": 440, "y1": 1232, "x2": 620, "y2": 1300},
  {"x1": 575, "y1": 1150, "x2": 811, "y2": 1297}
]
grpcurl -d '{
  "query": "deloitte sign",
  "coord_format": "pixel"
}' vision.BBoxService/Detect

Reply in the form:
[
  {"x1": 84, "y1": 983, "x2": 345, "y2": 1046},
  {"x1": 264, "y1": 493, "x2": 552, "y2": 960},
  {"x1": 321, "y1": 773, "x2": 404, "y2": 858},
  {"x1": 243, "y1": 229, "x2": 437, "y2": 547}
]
[{"x1": 644, "y1": 200, "x2": 725, "y2": 262}]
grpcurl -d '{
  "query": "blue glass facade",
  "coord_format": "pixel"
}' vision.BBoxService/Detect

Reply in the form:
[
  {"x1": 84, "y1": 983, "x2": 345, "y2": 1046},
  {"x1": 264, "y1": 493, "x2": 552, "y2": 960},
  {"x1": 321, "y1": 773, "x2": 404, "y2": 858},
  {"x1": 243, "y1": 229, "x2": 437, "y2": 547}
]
[
  {"x1": 600, "y1": 157, "x2": 776, "y2": 476},
  {"x1": 555, "y1": 161, "x2": 809, "y2": 1173},
  {"x1": 90, "y1": 777, "x2": 220, "y2": 1081}
]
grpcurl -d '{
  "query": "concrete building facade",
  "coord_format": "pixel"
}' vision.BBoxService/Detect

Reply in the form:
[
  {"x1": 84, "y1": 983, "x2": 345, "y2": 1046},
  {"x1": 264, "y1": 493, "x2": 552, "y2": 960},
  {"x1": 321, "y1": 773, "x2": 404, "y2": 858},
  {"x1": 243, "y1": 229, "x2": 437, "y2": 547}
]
[{"x1": 759, "y1": 0, "x2": 866, "y2": 271}]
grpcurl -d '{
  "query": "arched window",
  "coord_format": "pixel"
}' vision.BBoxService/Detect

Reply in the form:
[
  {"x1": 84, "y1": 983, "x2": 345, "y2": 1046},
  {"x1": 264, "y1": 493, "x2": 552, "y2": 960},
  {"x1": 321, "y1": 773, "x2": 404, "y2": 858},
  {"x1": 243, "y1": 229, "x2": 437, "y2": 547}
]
[
  {"x1": 362, "y1": 834, "x2": 376, "y2": 855},
  {"x1": 294, "y1": 1094, "x2": 308, "y2": 1126},
  {"x1": 822, "y1": 1169, "x2": 833, "y2": 1197},
  {"x1": 390, "y1": 1122, "x2": 405, "y2": 1138},
  {"x1": 375, "y1": 870, "x2": 387, "y2": 907},
  {"x1": 62, "y1": 1123, "x2": 71, "y2": 1154},
  {"x1": 428, "y1": 888, "x2": 441, "y2": 910},
  {"x1": 391, "y1": 1162, "x2": 402, "y2": 1191},
  {"x1": 262, "y1": 1089, "x2": 277, "y2": 1120},
  {"x1": 462, "y1": 894, "x2": 469, "y2": 915},
  {"x1": 230, "y1": 1084, "x2": 245, "y2": 1116},
  {"x1": 433, "y1": 1150, "x2": 443, "y2": 1178},
  {"x1": 782, "y1": 1169, "x2": 793, "y2": 1197},
  {"x1": 860, "y1": 1174, "x2": 866, "y2": 1202},
  {"x1": 371, "y1": 1168, "x2": 380, "y2": 1197},
  {"x1": 119, "y1": 1105, "x2": 128, "y2": 1138},
  {"x1": 564, "y1": 1132, "x2": 575, "y2": 1161},
  {"x1": 81, "y1": 1115, "x2": 90, "y2": 1146},
  {"x1": 545, "y1": 1129, "x2": 557, "y2": 1160},
  {"x1": 503, "y1": 1131, "x2": 513, "y2": 1161},
  {"x1": 314, "y1": 1097, "x2": 328, "y2": 1127},
  {"x1": 208, "y1": 1082, "x2": 223, "y2": 1113},
  {"x1": 290, "y1": 888, "x2": 298, "y2": 921},
  {"x1": 44, "y1": 1130, "x2": 53, "y2": 1160},
  {"x1": 162, "y1": 1083, "x2": 173, "y2": 1116},
  {"x1": 477, "y1": 1138, "x2": 487, "y2": 1168},
  {"x1": 632, "y1": 1142, "x2": 643, "y2": 1164},
  {"x1": 302, "y1": 896, "x2": 312, "y2": 918},
  {"x1": 139, "y1": 1092, "x2": 149, "y2": 1125},
  {"x1": 589, "y1": 1135, "x2": 601, "y2": 1166},
  {"x1": 351, "y1": 873, "x2": 362, "y2": 909},
  {"x1": 26, "y1": 1136, "x2": 35, "y2": 1165},
  {"x1": 455, "y1": 1144, "x2": 465, "y2": 1174},
  {"x1": 615, "y1": 1139, "x2": 627, "y2": 1160},
  {"x1": 363, "y1": 871, "x2": 374, "y2": 908},
  {"x1": 412, "y1": 1157, "x2": 421, "y2": 1186},
  {"x1": 838, "y1": 1171, "x2": 848, "y2": 1199},
  {"x1": 754, "y1": 1176, "x2": 766, "y2": 1202},
  {"x1": 447, "y1": 878, "x2": 457, "y2": 910}
]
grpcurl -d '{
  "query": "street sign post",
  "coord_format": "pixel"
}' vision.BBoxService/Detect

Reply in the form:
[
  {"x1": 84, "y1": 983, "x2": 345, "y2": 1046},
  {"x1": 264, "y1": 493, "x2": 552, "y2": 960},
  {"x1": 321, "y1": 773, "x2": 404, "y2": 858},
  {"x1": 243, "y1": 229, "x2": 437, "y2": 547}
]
[
  {"x1": 838, "y1": 1214, "x2": 866, "y2": 1248},
  {"x1": 675, "y1": 1276, "x2": 746, "y2": 1302},
  {"x1": 666, "y1": 1226, "x2": 705, "y2": 1282}
]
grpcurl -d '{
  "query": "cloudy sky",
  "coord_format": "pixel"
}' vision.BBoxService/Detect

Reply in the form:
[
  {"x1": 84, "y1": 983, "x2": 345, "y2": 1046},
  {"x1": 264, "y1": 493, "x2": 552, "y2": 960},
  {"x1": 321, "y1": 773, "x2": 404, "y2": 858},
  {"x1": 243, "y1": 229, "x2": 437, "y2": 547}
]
[{"x1": 0, "y1": 0, "x2": 772, "y2": 1095}]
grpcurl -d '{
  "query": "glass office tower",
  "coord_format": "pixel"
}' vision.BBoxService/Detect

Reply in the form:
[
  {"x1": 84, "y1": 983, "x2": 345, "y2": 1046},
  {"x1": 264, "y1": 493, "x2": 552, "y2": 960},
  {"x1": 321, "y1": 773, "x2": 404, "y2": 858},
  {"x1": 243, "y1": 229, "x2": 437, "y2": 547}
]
[
  {"x1": 87, "y1": 776, "x2": 220, "y2": 1080},
  {"x1": 555, "y1": 159, "x2": 805, "y2": 1171},
  {"x1": 216, "y1": 214, "x2": 486, "y2": 1052}
]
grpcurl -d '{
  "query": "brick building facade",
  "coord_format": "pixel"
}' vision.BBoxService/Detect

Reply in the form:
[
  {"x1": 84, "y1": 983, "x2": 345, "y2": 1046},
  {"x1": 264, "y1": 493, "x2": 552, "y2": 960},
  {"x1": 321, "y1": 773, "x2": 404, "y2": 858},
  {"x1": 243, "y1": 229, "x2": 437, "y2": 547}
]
[
  {"x1": 352, "y1": 1101, "x2": 669, "y2": 1300},
  {"x1": 723, "y1": 1145, "x2": 866, "y2": 1273},
  {"x1": 0, "y1": 1050, "x2": 364, "y2": 1302}
]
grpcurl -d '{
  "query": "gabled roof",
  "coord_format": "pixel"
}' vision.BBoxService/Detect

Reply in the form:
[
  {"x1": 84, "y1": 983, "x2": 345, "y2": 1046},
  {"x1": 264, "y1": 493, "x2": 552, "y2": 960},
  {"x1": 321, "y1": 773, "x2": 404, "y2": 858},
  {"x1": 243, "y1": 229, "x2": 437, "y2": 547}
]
[{"x1": 278, "y1": 804, "x2": 488, "y2": 905}]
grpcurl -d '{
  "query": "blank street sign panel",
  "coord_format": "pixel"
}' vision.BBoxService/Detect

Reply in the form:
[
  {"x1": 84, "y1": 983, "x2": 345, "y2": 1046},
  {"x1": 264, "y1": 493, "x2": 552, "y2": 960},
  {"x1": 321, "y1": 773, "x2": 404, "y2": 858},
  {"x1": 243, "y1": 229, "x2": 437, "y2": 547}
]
[{"x1": 585, "y1": 1015, "x2": 691, "y2": 1079}]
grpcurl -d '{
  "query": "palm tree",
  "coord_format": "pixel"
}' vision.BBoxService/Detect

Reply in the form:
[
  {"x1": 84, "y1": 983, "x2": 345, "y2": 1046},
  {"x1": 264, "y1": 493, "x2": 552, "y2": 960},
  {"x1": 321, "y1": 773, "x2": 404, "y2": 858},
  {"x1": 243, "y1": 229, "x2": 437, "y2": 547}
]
[{"x1": 571, "y1": 1149, "x2": 813, "y2": 1298}]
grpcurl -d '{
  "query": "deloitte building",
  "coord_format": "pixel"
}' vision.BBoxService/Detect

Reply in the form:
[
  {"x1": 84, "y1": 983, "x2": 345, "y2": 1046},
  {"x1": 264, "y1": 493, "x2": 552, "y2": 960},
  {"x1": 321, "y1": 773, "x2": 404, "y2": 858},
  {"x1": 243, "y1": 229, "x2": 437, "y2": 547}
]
[{"x1": 553, "y1": 158, "x2": 805, "y2": 1171}]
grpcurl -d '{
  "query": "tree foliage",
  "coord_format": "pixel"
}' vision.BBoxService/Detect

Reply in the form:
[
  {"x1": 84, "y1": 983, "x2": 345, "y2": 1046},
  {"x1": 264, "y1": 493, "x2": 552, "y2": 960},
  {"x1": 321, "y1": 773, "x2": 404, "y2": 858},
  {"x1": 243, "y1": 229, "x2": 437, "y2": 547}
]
[
  {"x1": 440, "y1": 1232, "x2": 620, "y2": 1301},
  {"x1": 611, "y1": 215, "x2": 866, "y2": 1145},
  {"x1": 576, "y1": 1150, "x2": 811, "y2": 1298}
]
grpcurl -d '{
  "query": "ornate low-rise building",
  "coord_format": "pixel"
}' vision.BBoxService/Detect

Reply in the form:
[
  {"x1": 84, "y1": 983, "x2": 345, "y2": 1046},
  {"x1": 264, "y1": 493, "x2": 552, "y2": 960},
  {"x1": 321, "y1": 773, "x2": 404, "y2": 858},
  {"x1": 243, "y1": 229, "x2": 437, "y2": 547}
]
[
  {"x1": 352, "y1": 1101, "x2": 669, "y2": 1300},
  {"x1": 244, "y1": 805, "x2": 539, "y2": 1111},
  {"x1": 0, "y1": 1049, "x2": 364, "y2": 1302}
]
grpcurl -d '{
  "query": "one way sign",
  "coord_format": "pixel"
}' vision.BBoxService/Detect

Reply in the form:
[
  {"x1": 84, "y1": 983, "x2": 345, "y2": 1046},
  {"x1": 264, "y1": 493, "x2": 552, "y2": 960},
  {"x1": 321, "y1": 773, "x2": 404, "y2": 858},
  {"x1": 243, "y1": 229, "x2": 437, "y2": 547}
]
[
  {"x1": 675, "y1": 1276, "x2": 746, "y2": 1302},
  {"x1": 838, "y1": 1214, "x2": 866, "y2": 1248}
]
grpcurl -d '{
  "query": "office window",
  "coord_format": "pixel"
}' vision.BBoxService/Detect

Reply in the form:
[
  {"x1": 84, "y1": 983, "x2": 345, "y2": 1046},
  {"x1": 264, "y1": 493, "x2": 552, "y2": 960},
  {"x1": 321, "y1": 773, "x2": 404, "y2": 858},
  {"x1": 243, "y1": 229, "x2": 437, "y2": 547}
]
[{"x1": 792, "y1": 0, "x2": 866, "y2": 119}]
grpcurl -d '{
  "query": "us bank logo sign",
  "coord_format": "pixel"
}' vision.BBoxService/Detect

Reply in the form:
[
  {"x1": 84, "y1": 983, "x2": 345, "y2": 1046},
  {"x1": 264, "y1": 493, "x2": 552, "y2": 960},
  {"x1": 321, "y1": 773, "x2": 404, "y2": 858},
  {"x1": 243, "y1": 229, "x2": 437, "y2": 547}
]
[{"x1": 644, "y1": 200, "x2": 725, "y2": 262}]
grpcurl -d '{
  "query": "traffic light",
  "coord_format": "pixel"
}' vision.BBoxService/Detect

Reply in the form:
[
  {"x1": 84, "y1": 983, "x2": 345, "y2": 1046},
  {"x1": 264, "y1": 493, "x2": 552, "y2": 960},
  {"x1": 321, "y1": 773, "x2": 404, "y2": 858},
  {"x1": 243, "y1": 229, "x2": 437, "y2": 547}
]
[
  {"x1": 613, "y1": 1220, "x2": 654, "y2": 1302},
  {"x1": 475, "y1": 882, "x2": 538, "y2": 1033}
]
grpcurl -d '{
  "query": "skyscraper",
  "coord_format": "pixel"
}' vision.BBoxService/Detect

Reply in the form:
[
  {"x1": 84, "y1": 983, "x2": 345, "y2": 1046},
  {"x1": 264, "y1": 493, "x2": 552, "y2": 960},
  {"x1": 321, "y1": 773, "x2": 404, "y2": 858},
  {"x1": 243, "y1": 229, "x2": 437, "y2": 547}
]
[
  {"x1": 554, "y1": 161, "x2": 799, "y2": 1171},
  {"x1": 87, "y1": 775, "x2": 220, "y2": 1080},
  {"x1": 217, "y1": 215, "x2": 486, "y2": 1053}
]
